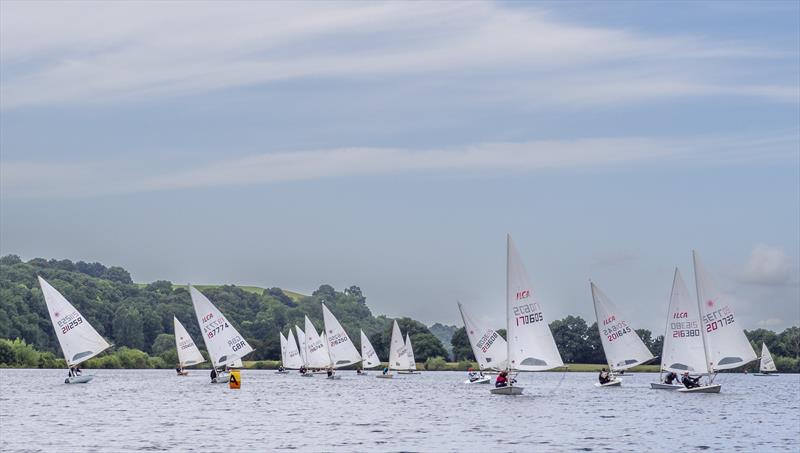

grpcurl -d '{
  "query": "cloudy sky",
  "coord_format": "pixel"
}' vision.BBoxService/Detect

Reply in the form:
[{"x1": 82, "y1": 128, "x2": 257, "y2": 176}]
[{"x1": 1, "y1": 1, "x2": 798, "y2": 333}]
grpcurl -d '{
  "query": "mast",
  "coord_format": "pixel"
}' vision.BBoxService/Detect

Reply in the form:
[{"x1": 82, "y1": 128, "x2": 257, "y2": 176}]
[
  {"x1": 589, "y1": 281, "x2": 612, "y2": 370},
  {"x1": 692, "y1": 250, "x2": 713, "y2": 375},
  {"x1": 506, "y1": 234, "x2": 512, "y2": 373}
]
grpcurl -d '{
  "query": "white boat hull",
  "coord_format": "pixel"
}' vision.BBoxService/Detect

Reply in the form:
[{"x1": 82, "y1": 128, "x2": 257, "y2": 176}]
[
  {"x1": 65, "y1": 375, "x2": 94, "y2": 384},
  {"x1": 677, "y1": 384, "x2": 721, "y2": 393},
  {"x1": 274, "y1": 370, "x2": 290, "y2": 374},
  {"x1": 326, "y1": 375, "x2": 342, "y2": 380},
  {"x1": 300, "y1": 373, "x2": 314, "y2": 377},
  {"x1": 650, "y1": 382, "x2": 683, "y2": 390},
  {"x1": 464, "y1": 376, "x2": 491, "y2": 385},
  {"x1": 375, "y1": 374, "x2": 394, "y2": 379},
  {"x1": 397, "y1": 370, "x2": 420, "y2": 374},
  {"x1": 211, "y1": 373, "x2": 230, "y2": 384},
  {"x1": 753, "y1": 373, "x2": 779, "y2": 376},
  {"x1": 595, "y1": 379, "x2": 622, "y2": 387},
  {"x1": 490, "y1": 385, "x2": 524, "y2": 395}
]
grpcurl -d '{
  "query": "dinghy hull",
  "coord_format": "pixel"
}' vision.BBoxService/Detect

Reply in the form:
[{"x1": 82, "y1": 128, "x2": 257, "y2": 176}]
[
  {"x1": 375, "y1": 374, "x2": 393, "y2": 379},
  {"x1": 211, "y1": 373, "x2": 230, "y2": 384},
  {"x1": 300, "y1": 373, "x2": 314, "y2": 377},
  {"x1": 490, "y1": 386, "x2": 523, "y2": 395},
  {"x1": 753, "y1": 373, "x2": 779, "y2": 376},
  {"x1": 464, "y1": 377, "x2": 491, "y2": 385},
  {"x1": 677, "y1": 384, "x2": 721, "y2": 393},
  {"x1": 650, "y1": 382, "x2": 682, "y2": 390},
  {"x1": 594, "y1": 379, "x2": 622, "y2": 387},
  {"x1": 397, "y1": 371, "x2": 420, "y2": 374},
  {"x1": 274, "y1": 371, "x2": 290, "y2": 374},
  {"x1": 65, "y1": 375, "x2": 94, "y2": 384},
  {"x1": 326, "y1": 375, "x2": 342, "y2": 380}
]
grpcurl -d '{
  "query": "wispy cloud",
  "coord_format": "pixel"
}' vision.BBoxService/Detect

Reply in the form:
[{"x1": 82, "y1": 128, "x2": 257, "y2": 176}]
[
  {"x1": 738, "y1": 245, "x2": 796, "y2": 286},
  {"x1": 2, "y1": 132, "x2": 797, "y2": 199},
  {"x1": 1, "y1": 1, "x2": 797, "y2": 109}
]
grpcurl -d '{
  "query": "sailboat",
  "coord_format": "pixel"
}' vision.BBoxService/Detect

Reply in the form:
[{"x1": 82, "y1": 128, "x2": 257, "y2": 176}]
[
  {"x1": 295, "y1": 325, "x2": 313, "y2": 377},
  {"x1": 321, "y1": 303, "x2": 362, "y2": 378},
  {"x1": 398, "y1": 333, "x2": 420, "y2": 374},
  {"x1": 650, "y1": 268, "x2": 705, "y2": 390},
  {"x1": 754, "y1": 343, "x2": 779, "y2": 376},
  {"x1": 590, "y1": 282, "x2": 654, "y2": 387},
  {"x1": 284, "y1": 330, "x2": 304, "y2": 370},
  {"x1": 381, "y1": 320, "x2": 408, "y2": 379},
  {"x1": 303, "y1": 315, "x2": 332, "y2": 374},
  {"x1": 189, "y1": 286, "x2": 254, "y2": 384},
  {"x1": 360, "y1": 329, "x2": 382, "y2": 373},
  {"x1": 174, "y1": 316, "x2": 205, "y2": 376},
  {"x1": 457, "y1": 301, "x2": 507, "y2": 384},
  {"x1": 491, "y1": 235, "x2": 564, "y2": 395},
  {"x1": 277, "y1": 332, "x2": 291, "y2": 374},
  {"x1": 38, "y1": 276, "x2": 111, "y2": 384}
]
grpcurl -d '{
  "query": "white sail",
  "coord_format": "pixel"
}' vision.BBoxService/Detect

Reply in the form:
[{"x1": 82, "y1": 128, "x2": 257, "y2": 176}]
[
  {"x1": 295, "y1": 325, "x2": 307, "y2": 366},
  {"x1": 279, "y1": 332, "x2": 288, "y2": 366},
  {"x1": 661, "y1": 268, "x2": 709, "y2": 374},
  {"x1": 303, "y1": 316, "x2": 331, "y2": 368},
  {"x1": 38, "y1": 276, "x2": 111, "y2": 366},
  {"x1": 457, "y1": 301, "x2": 508, "y2": 371},
  {"x1": 230, "y1": 358, "x2": 243, "y2": 368},
  {"x1": 285, "y1": 330, "x2": 304, "y2": 369},
  {"x1": 590, "y1": 282, "x2": 654, "y2": 371},
  {"x1": 760, "y1": 343, "x2": 777, "y2": 373},
  {"x1": 405, "y1": 333, "x2": 417, "y2": 371},
  {"x1": 693, "y1": 251, "x2": 757, "y2": 371},
  {"x1": 360, "y1": 330, "x2": 382, "y2": 368},
  {"x1": 388, "y1": 320, "x2": 409, "y2": 370},
  {"x1": 189, "y1": 286, "x2": 253, "y2": 368},
  {"x1": 174, "y1": 316, "x2": 205, "y2": 368},
  {"x1": 322, "y1": 303, "x2": 362, "y2": 368},
  {"x1": 506, "y1": 235, "x2": 564, "y2": 371}
]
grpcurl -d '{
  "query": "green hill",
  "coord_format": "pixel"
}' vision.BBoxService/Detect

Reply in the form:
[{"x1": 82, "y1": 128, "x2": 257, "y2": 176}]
[{"x1": 0, "y1": 255, "x2": 448, "y2": 366}]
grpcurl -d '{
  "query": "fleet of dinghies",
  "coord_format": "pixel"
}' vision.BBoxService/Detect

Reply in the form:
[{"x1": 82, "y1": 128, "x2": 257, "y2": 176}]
[{"x1": 36, "y1": 238, "x2": 763, "y2": 394}]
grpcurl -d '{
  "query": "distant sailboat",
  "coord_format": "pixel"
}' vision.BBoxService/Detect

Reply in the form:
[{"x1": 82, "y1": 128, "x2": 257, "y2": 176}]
[
  {"x1": 174, "y1": 316, "x2": 205, "y2": 376},
  {"x1": 303, "y1": 316, "x2": 331, "y2": 371},
  {"x1": 277, "y1": 332, "x2": 291, "y2": 374},
  {"x1": 321, "y1": 303, "x2": 362, "y2": 378},
  {"x1": 491, "y1": 235, "x2": 564, "y2": 395},
  {"x1": 651, "y1": 268, "x2": 706, "y2": 390},
  {"x1": 754, "y1": 343, "x2": 778, "y2": 376},
  {"x1": 398, "y1": 332, "x2": 420, "y2": 374},
  {"x1": 284, "y1": 330, "x2": 304, "y2": 370},
  {"x1": 590, "y1": 282, "x2": 654, "y2": 387},
  {"x1": 189, "y1": 285, "x2": 254, "y2": 383},
  {"x1": 457, "y1": 301, "x2": 507, "y2": 379},
  {"x1": 38, "y1": 276, "x2": 111, "y2": 384},
  {"x1": 382, "y1": 320, "x2": 408, "y2": 378},
  {"x1": 360, "y1": 330, "x2": 382, "y2": 370}
]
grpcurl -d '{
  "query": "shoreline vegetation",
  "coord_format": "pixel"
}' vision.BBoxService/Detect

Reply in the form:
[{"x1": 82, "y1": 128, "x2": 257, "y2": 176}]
[{"x1": 2, "y1": 255, "x2": 799, "y2": 373}]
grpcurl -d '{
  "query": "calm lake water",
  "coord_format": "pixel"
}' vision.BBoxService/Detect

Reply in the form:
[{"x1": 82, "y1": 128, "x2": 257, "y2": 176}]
[{"x1": 1, "y1": 369, "x2": 798, "y2": 452}]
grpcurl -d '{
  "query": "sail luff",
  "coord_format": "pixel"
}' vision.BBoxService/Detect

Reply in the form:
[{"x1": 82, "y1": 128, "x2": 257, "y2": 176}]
[{"x1": 173, "y1": 316, "x2": 205, "y2": 368}]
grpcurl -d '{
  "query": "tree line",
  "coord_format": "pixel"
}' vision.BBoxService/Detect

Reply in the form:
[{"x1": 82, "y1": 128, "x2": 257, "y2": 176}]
[{"x1": 1, "y1": 254, "x2": 797, "y2": 372}]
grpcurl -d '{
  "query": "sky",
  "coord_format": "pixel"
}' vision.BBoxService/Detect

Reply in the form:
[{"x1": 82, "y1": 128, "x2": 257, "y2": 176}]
[{"x1": 1, "y1": 1, "x2": 798, "y2": 334}]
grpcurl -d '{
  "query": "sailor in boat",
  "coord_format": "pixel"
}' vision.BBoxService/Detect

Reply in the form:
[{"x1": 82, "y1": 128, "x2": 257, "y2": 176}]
[
  {"x1": 382, "y1": 366, "x2": 389, "y2": 376},
  {"x1": 495, "y1": 370, "x2": 509, "y2": 388},
  {"x1": 277, "y1": 365, "x2": 285, "y2": 373},
  {"x1": 299, "y1": 365, "x2": 307, "y2": 375},
  {"x1": 467, "y1": 368, "x2": 484, "y2": 383},
  {"x1": 357, "y1": 369, "x2": 362, "y2": 375},
  {"x1": 598, "y1": 368, "x2": 611, "y2": 384},
  {"x1": 663, "y1": 371, "x2": 679, "y2": 385},
  {"x1": 326, "y1": 368, "x2": 334, "y2": 378},
  {"x1": 681, "y1": 372, "x2": 701, "y2": 389},
  {"x1": 210, "y1": 367, "x2": 218, "y2": 382},
  {"x1": 176, "y1": 363, "x2": 185, "y2": 375}
]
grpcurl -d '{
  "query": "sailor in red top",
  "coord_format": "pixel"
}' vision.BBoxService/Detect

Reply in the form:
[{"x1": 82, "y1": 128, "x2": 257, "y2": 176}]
[{"x1": 495, "y1": 370, "x2": 509, "y2": 388}]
